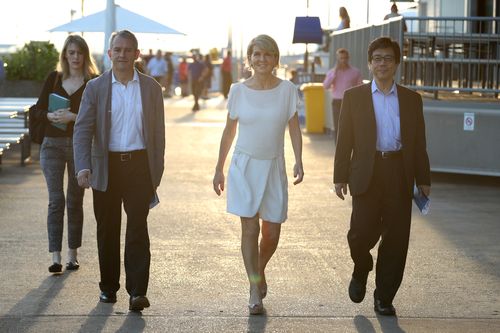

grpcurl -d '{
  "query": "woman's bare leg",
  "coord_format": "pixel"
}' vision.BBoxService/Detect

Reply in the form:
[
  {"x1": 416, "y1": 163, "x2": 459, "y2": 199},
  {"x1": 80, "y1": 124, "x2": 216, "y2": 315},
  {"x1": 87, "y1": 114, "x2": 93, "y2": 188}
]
[
  {"x1": 240, "y1": 215, "x2": 262, "y2": 306},
  {"x1": 258, "y1": 221, "x2": 282, "y2": 297}
]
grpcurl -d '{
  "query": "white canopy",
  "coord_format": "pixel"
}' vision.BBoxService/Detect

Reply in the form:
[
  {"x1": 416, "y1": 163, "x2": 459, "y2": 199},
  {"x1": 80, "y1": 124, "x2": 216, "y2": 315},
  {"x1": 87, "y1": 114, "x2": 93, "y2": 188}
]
[{"x1": 49, "y1": 6, "x2": 184, "y2": 35}]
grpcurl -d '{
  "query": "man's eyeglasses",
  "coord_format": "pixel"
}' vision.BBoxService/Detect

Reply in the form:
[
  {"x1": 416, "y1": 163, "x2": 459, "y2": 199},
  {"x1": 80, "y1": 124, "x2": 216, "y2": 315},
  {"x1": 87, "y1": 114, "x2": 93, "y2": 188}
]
[{"x1": 372, "y1": 55, "x2": 395, "y2": 64}]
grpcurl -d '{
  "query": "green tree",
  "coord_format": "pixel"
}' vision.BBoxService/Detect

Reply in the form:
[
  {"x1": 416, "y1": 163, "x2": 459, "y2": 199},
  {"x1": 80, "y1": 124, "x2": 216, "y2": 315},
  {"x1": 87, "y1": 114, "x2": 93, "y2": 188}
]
[{"x1": 3, "y1": 41, "x2": 59, "y2": 81}]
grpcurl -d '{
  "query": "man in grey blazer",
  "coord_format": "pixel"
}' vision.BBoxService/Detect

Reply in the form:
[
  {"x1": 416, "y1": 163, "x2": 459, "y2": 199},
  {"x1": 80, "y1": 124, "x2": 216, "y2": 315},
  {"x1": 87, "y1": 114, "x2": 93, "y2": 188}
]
[
  {"x1": 73, "y1": 30, "x2": 165, "y2": 312},
  {"x1": 334, "y1": 37, "x2": 430, "y2": 316}
]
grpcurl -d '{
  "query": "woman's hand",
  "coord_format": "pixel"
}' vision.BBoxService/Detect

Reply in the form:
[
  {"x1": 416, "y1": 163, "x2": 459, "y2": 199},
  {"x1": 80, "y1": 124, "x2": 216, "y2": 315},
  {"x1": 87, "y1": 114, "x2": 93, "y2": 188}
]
[
  {"x1": 213, "y1": 170, "x2": 225, "y2": 196},
  {"x1": 49, "y1": 108, "x2": 75, "y2": 124},
  {"x1": 293, "y1": 162, "x2": 304, "y2": 185}
]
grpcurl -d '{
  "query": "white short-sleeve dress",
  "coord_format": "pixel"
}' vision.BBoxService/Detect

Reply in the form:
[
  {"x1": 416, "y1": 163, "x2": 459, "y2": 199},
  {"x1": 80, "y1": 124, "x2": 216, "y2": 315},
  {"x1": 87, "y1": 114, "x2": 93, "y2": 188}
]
[{"x1": 226, "y1": 80, "x2": 299, "y2": 223}]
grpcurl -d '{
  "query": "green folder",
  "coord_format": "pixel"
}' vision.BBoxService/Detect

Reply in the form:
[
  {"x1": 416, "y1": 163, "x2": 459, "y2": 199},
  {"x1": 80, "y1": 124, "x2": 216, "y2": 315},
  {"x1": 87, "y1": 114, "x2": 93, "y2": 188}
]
[{"x1": 48, "y1": 93, "x2": 70, "y2": 131}]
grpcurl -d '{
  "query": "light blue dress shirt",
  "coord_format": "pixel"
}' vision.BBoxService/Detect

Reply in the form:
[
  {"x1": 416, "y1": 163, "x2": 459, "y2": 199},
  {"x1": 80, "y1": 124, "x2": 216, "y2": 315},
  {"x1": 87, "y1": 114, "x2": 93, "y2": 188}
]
[{"x1": 371, "y1": 80, "x2": 402, "y2": 152}]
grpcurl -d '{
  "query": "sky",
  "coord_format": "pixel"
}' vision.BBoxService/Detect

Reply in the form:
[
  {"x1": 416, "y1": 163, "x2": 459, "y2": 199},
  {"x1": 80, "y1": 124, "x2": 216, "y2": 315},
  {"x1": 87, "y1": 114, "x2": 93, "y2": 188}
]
[{"x1": 0, "y1": 0, "x2": 417, "y2": 58}]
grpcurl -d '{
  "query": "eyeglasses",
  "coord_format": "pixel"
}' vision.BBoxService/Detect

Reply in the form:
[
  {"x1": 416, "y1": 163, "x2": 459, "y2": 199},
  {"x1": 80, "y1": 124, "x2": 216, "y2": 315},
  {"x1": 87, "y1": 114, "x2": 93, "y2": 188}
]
[{"x1": 372, "y1": 55, "x2": 395, "y2": 64}]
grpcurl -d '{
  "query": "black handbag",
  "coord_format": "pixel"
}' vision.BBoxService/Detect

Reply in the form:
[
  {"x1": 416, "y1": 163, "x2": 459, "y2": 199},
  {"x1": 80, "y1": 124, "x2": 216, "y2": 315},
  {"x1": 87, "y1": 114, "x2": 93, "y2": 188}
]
[
  {"x1": 28, "y1": 103, "x2": 45, "y2": 144},
  {"x1": 29, "y1": 72, "x2": 60, "y2": 144}
]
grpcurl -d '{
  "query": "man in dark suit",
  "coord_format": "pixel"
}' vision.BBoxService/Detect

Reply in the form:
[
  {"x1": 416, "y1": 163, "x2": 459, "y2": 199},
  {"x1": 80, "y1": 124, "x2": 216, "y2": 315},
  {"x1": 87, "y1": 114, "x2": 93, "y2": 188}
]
[
  {"x1": 334, "y1": 37, "x2": 431, "y2": 316},
  {"x1": 74, "y1": 30, "x2": 165, "y2": 312}
]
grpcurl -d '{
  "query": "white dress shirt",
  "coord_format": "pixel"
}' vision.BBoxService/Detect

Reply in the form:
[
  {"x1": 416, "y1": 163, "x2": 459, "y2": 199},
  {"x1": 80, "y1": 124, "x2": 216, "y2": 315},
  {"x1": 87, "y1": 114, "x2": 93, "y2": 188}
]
[
  {"x1": 371, "y1": 80, "x2": 402, "y2": 152},
  {"x1": 109, "y1": 70, "x2": 146, "y2": 152}
]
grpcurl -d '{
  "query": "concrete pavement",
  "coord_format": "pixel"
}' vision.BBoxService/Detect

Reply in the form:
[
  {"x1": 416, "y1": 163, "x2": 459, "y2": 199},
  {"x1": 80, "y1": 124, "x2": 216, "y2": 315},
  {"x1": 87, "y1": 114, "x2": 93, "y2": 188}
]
[{"x1": 0, "y1": 95, "x2": 499, "y2": 332}]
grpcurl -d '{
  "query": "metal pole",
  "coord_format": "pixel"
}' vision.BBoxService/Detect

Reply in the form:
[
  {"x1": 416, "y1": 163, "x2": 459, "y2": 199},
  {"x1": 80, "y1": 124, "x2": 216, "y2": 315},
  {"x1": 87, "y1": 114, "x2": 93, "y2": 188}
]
[
  {"x1": 367, "y1": 0, "x2": 370, "y2": 24},
  {"x1": 103, "y1": 0, "x2": 115, "y2": 70}
]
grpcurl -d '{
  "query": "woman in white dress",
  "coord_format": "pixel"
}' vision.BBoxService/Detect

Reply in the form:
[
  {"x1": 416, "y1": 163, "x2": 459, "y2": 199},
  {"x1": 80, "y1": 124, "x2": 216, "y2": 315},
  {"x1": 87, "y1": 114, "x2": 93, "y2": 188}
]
[{"x1": 213, "y1": 35, "x2": 304, "y2": 315}]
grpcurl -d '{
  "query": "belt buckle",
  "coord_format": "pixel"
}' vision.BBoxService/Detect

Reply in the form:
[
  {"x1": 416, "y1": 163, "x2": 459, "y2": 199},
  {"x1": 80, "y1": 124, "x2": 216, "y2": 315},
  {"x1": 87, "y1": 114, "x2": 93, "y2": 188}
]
[{"x1": 120, "y1": 153, "x2": 131, "y2": 162}]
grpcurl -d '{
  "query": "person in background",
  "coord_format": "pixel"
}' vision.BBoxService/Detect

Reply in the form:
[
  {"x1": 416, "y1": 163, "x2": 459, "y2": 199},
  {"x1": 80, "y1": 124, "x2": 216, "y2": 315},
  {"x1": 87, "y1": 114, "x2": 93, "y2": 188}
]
[
  {"x1": 289, "y1": 69, "x2": 299, "y2": 85},
  {"x1": 147, "y1": 49, "x2": 167, "y2": 87},
  {"x1": 178, "y1": 56, "x2": 189, "y2": 97},
  {"x1": 74, "y1": 30, "x2": 165, "y2": 312},
  {"x1": 213, "y1": 34, "x2": 304, "y2": 315},
  {"x1": 322, "y1": 48, "x2": 362, "y2": 143},
  {"x1": 338, "y1": 7, "x2": 351, "y2": 30},
  {"x1": 201, "y1": 54, "x2": 213, "y2": 99},
  {"x1": 164, "y1": 52, "x2": 174, "y2": 97},
  {"x1": 384, "y1": 3, "x2": 408, "y2": 32},
  {"x1": 221, "y1": 50, "x2": 233, "y2": 99},
  {"x1": 333, "y1": 37, "x2": 430, "y2": 316},
  {"x1": 188, "y1": 53, "x2": 207, "y2": 111},
  {"x1": 142, "y1": 48, "x2": 154, "y2": 65},
  {"x1": 34, "y1": 35, "x2": 99, "y2": 274}
]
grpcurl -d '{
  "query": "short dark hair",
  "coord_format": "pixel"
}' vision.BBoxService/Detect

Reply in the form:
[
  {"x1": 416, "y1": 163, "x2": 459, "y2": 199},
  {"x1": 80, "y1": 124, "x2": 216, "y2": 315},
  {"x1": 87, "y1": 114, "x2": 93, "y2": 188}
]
[
  {"x1": 367, "y1": 37, "x2": 401, "y2": 64},
  {"x1": 109, "y1": 30, "x2": 138, "y2": 50}
]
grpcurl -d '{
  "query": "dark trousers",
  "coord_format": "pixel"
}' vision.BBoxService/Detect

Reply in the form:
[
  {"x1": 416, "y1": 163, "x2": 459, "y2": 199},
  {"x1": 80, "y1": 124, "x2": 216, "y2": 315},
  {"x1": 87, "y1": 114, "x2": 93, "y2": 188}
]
[
  {"x1": 348, "y1": 154, "x2": 412, "y2": 303},
  {"x1": 222, "y1": 71, "x2": 232, "y2": 99},
  {"x1": 92, "y1": 150, "x2": 153, "y2": 297},
  {"x1": 331, "y1": 99, "x2": 342, "y2": 142},
  {"x1": 191, "y1": 80, "x2": 203, "y2": 107}
]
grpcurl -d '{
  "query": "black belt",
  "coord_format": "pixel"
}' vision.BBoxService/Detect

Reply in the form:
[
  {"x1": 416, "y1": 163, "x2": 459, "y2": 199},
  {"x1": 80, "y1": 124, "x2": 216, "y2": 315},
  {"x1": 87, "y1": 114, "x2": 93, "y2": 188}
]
[
  {"x1": 376, "y1": 150, "x2": 402, "y2": 159},
  {"x1": 109, "y1": 149, "x2": 146, "y2": 162}
]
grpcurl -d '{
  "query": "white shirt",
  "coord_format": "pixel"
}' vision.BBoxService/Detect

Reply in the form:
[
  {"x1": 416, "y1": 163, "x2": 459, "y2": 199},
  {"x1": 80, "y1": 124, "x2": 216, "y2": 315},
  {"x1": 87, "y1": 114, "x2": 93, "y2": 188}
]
[
  {"x1": 371, "y1": 80, "x2": 402, "y2": 152},
  {"x1": 109, "y1": 70, "x2": 145, "y2": 152},
  {"x1": 147, "y1": 57, "x2": 167, "y2": 77},
  {"x1": 228, "y1": 80, "x2": 298, "y2": 159}
]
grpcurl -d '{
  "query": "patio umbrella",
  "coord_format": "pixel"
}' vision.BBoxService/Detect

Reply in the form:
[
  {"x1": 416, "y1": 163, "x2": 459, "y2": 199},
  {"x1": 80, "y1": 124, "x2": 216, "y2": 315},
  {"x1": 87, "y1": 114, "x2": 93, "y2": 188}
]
[
  {"x1": 49, "y1": 1, "x2": 184, "y2": 69},
  {"x1": 49, "y1": 6, "x2": 184, "y2": 35}
]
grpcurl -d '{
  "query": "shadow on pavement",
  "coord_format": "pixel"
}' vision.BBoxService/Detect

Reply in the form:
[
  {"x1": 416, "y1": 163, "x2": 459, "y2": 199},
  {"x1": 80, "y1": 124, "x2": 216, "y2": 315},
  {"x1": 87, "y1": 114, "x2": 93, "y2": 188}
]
[
  {"x1": 77, "y1": 301, "x2": 114, "y2": 333},
  {"x1": 247, "y1": 313, "x2": 268, "y2": 333},
  {"x1": 0, "y1": 274, "x2": 69, "y2": 332},
  {"x1": 116, "y1": 311, "x2": 145, "y2": 332},
  {"x1": 354, "y1": 315, "x2": 377, "y2": 332},
  {"x1": 376, "y1": 314, "x2": 406, "y2": 333}
]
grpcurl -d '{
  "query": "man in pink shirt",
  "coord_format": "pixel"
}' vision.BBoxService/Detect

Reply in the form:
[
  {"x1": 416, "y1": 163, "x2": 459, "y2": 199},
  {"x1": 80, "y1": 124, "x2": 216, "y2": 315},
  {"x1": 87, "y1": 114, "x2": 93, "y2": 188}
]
[{"x1": 323, "y1": 48, "x2": 363, "y2": 142}]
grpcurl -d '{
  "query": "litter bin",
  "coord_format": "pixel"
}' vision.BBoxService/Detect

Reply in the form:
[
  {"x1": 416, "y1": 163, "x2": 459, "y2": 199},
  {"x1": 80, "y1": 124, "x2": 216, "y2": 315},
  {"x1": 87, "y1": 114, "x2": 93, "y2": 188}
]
[{"x1": 300, "y1": 83, "x2": 324, "y2": 133}]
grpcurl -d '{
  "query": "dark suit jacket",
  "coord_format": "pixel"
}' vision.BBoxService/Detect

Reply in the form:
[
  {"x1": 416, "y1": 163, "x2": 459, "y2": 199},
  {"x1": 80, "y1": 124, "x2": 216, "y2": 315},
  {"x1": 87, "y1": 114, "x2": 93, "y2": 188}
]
[{"x1": 333, "y1": 82, "x2": 430, "y2": 197}]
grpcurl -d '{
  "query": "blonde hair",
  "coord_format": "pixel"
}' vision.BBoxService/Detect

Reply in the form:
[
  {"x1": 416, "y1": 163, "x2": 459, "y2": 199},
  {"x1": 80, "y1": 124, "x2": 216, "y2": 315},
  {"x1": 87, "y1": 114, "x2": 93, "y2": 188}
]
[
  {"x1": 58, "y1": 35, "x2": 99, "y2": 80},
  {"x1": 246, "y1": 34, "x2": 280, "y2": 69}
]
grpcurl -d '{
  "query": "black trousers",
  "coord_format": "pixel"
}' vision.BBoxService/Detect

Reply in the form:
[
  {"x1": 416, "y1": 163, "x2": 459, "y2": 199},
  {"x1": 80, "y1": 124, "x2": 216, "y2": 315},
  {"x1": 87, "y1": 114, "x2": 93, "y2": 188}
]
[
  {"x1": 348, "y1": 154, "x2": 412, "y2": 303},
  {"x1": 92, "y1": 150, "x2": 153, "y2": 297}
]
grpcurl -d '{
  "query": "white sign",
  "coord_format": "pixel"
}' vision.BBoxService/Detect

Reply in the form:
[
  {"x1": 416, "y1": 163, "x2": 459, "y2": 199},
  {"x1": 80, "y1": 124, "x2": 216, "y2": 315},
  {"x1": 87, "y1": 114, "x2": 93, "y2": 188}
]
[{"x1": 464, "y1": 113, "x2": 475, "y2": 131}]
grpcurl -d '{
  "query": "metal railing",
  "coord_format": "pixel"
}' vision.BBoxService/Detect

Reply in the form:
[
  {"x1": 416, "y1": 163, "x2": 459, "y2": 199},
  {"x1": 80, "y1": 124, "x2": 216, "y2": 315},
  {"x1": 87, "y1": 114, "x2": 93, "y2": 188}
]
[
  {"x1": 327, "y1": 16, "x2": 500, "y2": 98},
  {"x1": 402, "y1": 17, "x2": 500, "y2": 97}
]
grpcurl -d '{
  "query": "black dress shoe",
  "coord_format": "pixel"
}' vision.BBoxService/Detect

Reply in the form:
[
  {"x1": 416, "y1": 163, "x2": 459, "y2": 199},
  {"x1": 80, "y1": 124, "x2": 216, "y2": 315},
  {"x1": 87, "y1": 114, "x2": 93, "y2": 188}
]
[
  {"x1": 348, "y1": 277, "x2": 366, "y2": 303},
  {"x1": 374, "y1": 298, "x2": 396, "y2": 316},
  {"x1": 99, "y1": 291, "x2": 117, "y2": 303},
  {"x1": 66, "y1": 261, "x2": 80, "y2": 270},
  {"x1": 129, "y1": 296, "x2": 150, "y2": 311},
  {"x1": 49, "y1": 263, "x2": 63, "y2": 274}
]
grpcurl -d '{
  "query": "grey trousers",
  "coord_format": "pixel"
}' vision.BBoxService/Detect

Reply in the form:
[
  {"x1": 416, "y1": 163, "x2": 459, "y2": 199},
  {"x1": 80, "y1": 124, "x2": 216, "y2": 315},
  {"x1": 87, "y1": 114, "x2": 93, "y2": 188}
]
[{"x1": 40, "y1": 137, "x2": 84, "y2": 252}]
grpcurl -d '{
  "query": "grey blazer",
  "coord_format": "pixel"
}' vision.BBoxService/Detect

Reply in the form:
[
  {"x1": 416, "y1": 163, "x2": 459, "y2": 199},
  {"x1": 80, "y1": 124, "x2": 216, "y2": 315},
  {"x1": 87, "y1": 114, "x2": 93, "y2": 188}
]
[{"x1": 73, "y1": 70, "x2": 165, "y2": 194}]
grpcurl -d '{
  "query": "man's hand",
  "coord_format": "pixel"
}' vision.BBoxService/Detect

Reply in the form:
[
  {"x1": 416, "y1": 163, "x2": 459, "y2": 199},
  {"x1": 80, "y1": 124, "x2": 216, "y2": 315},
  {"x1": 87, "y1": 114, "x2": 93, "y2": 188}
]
[
  {"x1": 418, "y1": 185, "x2": 431, "y2": 197},
  {"x1": 334, "y1": 183, "x2": 348, "y2": 200},
  {"x1": 77, "y1": 170, "x2": 91, "y2": 189}
]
